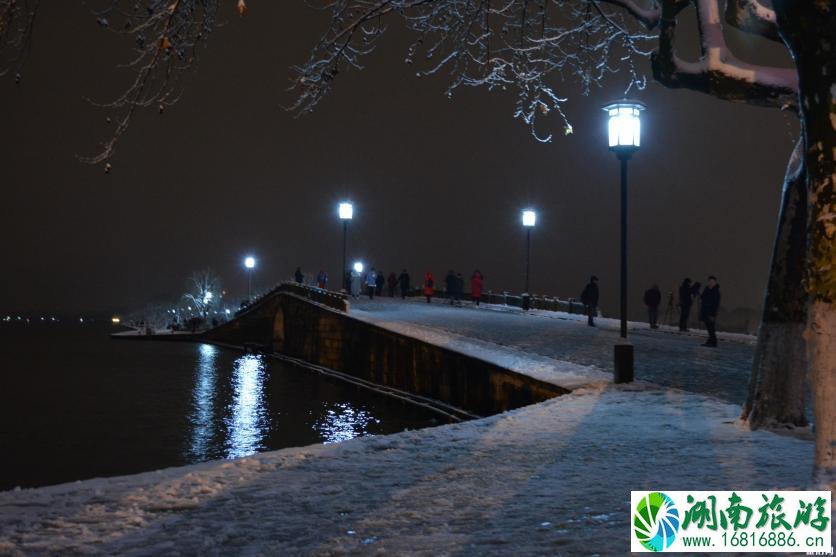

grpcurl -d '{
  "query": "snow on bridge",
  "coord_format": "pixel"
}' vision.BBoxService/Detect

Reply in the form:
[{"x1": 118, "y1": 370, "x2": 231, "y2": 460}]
[{"x1": 349, "y1": 297, "x2": 756, "y2": 405}]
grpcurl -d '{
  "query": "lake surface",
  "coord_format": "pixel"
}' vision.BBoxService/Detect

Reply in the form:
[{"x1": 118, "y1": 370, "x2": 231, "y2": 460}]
[{"x1": 0, "y1": 322, "x2": 445, "y2": 491}]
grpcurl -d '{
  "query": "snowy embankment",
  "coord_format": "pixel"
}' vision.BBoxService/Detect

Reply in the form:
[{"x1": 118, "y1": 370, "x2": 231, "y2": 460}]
[{"x1": 0, "y1": 384, "x2": 814, "y2": 555}]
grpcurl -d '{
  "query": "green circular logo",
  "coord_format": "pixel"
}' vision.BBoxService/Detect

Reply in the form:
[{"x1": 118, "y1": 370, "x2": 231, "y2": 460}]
[{"x1": 634, "y1": 492, "x2": 680, "y2": 551}]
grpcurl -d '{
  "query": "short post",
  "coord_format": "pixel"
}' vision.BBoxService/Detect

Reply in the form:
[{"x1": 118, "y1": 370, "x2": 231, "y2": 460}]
[{"x1": 614, "y1": 344, "x2": 634, "y2": 383}]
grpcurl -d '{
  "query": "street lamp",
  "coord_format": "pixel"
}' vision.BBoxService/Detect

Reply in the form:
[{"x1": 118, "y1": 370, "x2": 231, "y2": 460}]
[
  {"x1": 244, "y1": 255, "x2": 256, "y2": 299},
  {"x1": 603, "y1": 99, "x2": 645, "y2": 383},
  {"x1": 339, "y1": 201, "x2": 354, "y2": 291},
  {"x1": 353, "y1": 261, "x2": 364, "y2": 274},
  {"x1": 521, "y1": 209, "x2": 536, "y2": 310}
]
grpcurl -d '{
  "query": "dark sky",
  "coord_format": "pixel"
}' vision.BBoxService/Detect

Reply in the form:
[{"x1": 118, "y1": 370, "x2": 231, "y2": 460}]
[{"x1": 1, "y1": 2, "x2": 798, "y2": 318}]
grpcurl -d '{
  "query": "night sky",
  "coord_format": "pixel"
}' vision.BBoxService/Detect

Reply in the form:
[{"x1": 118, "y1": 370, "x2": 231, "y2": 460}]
[{"x1": 1, "y1": 2, "x2": 798, "y2": 319}]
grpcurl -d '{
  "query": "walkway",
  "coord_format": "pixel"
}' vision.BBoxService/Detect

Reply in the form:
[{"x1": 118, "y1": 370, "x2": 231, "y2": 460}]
[{"x1": 350, "y1": 297, "x2": 756, "y2": 404}]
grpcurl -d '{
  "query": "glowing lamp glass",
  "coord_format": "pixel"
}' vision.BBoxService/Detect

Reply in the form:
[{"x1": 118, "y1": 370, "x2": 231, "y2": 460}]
[
  {"x1": 244, "y1": 256, "x2": 256, "y2": 269},
  {"x1": 522, "y1": 210, "x2": 537, "y2": 227},
  {"x1": 603, "y1": 101, "x2": 645, "y2": 150},
  {"x1": 339, "y1": 202, "x2": 354, "y2": 220},
  {"x1": 353, "y1": 261, "x2": 364, "y2": 273}
]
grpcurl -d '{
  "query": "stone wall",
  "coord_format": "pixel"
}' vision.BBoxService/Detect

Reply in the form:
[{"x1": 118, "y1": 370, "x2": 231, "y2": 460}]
[{"x1": 206, "y1": 288, "x2": 566, "y2": 417}]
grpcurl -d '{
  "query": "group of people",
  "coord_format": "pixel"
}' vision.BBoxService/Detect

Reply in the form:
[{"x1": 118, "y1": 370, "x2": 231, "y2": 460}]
[
  {"x1": 343, "y1": 268, "x2": 414, "y2": 300},
  {"x1": 581, "y1": 275, "x2": 722, "y2": 347}
]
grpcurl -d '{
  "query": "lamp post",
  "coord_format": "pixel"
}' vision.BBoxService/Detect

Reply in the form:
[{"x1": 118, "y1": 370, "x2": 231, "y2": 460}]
[
  {"x1": 521, "y1": 209, "x2": 536, "y2": 310},
  {"x1": 339, "y1": 202, "x2": 354, "y2": 291},
  {"x1": 603, "y1": 99, "x2": 645, "y2": 383},
  {"x1": 244, "y1": 256, "x2": 256, "y2": 300}
]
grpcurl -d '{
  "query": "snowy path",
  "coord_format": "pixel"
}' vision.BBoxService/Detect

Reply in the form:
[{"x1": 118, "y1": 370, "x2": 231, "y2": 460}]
[
  {"x1": 350, "y1": 298, "x2": 756, "y2": 404},
  {"x1": 0, "y1": 383, "x2": 814, "y2": 556}
]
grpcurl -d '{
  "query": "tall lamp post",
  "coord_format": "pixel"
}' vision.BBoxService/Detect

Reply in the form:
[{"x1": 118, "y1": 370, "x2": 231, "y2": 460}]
[
  {"x1": 521, "y1": 209, "x2": 536, "y2": 310},
  {"x1": 244, "y1": 256, "x2": 256, "y2": 300},
  {"x1": 339, "y1": 201, "x2": 354, "y2": 291},
  {"x1": 603, "y1": 99, "x2": 645, "y2": 383}
]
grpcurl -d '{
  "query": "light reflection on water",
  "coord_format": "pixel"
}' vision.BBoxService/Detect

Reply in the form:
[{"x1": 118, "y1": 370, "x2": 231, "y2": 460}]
[
  {"x1": 188, "y1": 343, "x2": 218, "y2": 461},
  {"x1": 316, "y1": 403, "x2": 381, "y2": 444},
  {"x1": 225, "y1": 353, "x2": 268, "y2": 459}
]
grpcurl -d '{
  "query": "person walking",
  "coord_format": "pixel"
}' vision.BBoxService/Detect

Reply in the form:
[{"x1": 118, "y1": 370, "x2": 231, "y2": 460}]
[
  {"x1": 316, "y1": 270, "x2": 328, "y2": 290},
  {"x1": 365, "y1": 268, "x2": 378, "y2": 299},
  {"x1": 678, "y1": 278, "x2": 693, "y2": 331},
  {"x1": 644, "y1": 284, "x2": 662, "y2": 329},
  {"x1": 700, "y1": 276, "x2": 721, "y2": 347},
  {"x1": 349, "y1": 268, "x2": 361, "y2": 298},
  {"x1": 580, "y1": 276, "x2": 599, "y2": 327},
  {"x1": 398, "y1": 269, "x2": 410, "y2": 299},
  {"x1": 387, "y1": 272, "x2": 398, "y2": 297},
  {"x1": 294, "y1": 267, "x2": 304, "y2": 284},
  {"x1": 445, "y1": 270, "x2": 457, "y2": 305},
  {"x1": 423, "y1": 272, "x2": 435, "y2": 303},
  {"x1": 455, "y1": 273, "x2": 464, "y2": 306},
  {"x1": 471, "y1": 270, "x2": 484, "y2": 306},
  {"x1": 375, "y1": 272, "x2": 385, "y2": 296}
]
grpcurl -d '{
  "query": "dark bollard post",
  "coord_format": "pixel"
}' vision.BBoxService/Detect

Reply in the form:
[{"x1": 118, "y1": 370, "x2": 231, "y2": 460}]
[
  {"x1": 522, "y1": 293, "x2": 531, "y2": 311},
  {"x1": 614, "y1": 344, "x2": 634, "y2": 383}
]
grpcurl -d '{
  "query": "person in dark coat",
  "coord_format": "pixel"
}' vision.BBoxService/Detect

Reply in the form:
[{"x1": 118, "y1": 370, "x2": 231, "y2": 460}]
[
  {"x1": 294, "y1": 267, "x2": 304, "y2": 284},
  {"x1": 678, "y1": 278, "x2": 693, "y2": 331},
  {"x1": 700, "y1": 276, "x2": 721, "y2": 347},
  {"x1": 398, "y1": 269, "x2": 410, "y2": 299},
  {"x1": 644, "y1": 284, "x2": 662, "y2": 329},
  {"x1": 387, "y1": 272, "x2": 398, "y2": 297},
  {"x1": 445, "y1": 270, "x2": 457, "y2": 305},
  {"x1": 375, "y1": 272, "x2": 385, "y2": 296},
  {"x1": 580, "y1": 276, "x2": 599, "y2": 327},
  {"x1": 470, "y1": 270, "x2": 484, "y2": 306}
]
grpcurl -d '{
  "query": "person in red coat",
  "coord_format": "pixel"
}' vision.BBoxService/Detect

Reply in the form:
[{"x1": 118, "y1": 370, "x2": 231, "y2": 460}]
[
  {"x1": 471, "y1": 270, "x2": 484, "y2": 306},
  {"x1": 423, "y1": 272, "x2": 435, "y2": 303}
]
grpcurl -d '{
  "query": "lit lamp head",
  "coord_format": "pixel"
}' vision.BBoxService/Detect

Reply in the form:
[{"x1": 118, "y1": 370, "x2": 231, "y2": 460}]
[
  {"x1": 244, "y1": 256, "x2": 256, "y2": 269},
  {"x1": 603, "y1": 100, "x2": 645, "y2": 156},
  {"x1": 522, "y1": 209, "x2": 537, "y2": 227},
  {"x1": 339, "y1": 201, "x2": 354, "y2": 220},
  {"x1": 353, "y1": 261, "x2": 364, "y2": 273}
]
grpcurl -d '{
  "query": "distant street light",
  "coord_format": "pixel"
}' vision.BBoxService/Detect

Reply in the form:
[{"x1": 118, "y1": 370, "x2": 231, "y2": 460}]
[
  {"x1": 339, "y1": 201, "x2": 354, "y2": 291},
  {"x1": 603, "y1": 99, "x2": 645, "y2": 383},
  {"x1": 521, "y1": 209, "x2": 536, "y2": 310},
  {"x1": 353, "y1": 261, "x2": 364, "y2": 274},
  {"x1": 244, "y1": 255, "x2": 256, "y2": 299}
]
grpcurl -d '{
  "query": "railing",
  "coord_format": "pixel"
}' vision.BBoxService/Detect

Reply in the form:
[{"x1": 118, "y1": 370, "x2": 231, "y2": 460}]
[{"x1": 235, "y1": 281, "x2": 349, "y2": 317}]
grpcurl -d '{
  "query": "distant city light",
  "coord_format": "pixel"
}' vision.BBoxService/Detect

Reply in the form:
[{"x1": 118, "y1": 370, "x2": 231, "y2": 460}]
[
  {"x1": 203, "y1": 291, "x2": 213, "y2": 304},
  {"x1": 353, "y1": 261, "x2": 364, "y2": 273},
  {"x1": 339, "y1": 201, "x2": 354, "y2": 220},
  {"x1": 244, "y1": 256, "x2": 256, "y2": 269},
  {"x1": 111, "y1": 317, "x2": 121, "y2": 324},
  {"x1": 522, "y1": 210, "x2": 537, "y2": 227},
  {"x1": 225, "y1": 309, "x2": 231, "y2": 315}
]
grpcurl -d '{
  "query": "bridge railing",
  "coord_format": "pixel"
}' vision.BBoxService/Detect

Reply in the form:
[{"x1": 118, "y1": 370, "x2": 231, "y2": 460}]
[{"x1": 235, "y1": 281, "x2": 348, "y2": 317}]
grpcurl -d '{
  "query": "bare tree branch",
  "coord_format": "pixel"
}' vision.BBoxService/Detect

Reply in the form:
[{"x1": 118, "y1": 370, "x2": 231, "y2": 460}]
[{"x1": 0, "y1": 0, "x2": 40, "y2": 81}]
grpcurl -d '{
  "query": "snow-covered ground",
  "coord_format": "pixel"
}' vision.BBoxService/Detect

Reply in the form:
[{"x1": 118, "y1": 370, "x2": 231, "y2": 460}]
[{"x1": 0, "y1": 382, "x2": 815, "y2": 556}]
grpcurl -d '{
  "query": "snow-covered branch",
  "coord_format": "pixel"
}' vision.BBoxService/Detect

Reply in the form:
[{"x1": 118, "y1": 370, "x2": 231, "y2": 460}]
[
  {"x1": 723, "y1": 0, "x2": 779, "y2": 43},
  {"x1": 291, "y1": 0, "x2": 655, "y2": 141},
  {"x1": 651, "y1": 0, "x2": 796, "y2": 111}
]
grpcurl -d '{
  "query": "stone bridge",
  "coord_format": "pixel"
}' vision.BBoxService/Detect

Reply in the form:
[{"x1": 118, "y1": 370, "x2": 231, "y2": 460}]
[{"x1": 203, "y1": 282, "x2": 568, "y2": 418}]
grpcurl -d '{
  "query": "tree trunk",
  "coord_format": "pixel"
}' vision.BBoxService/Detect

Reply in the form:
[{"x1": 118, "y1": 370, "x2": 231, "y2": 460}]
[
  {"x1": 773, "y1": 0, "x2": 836, "y2": 489},
  {"x1": 740, "y1": 138, "x2": 808, "y2": 428}
]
